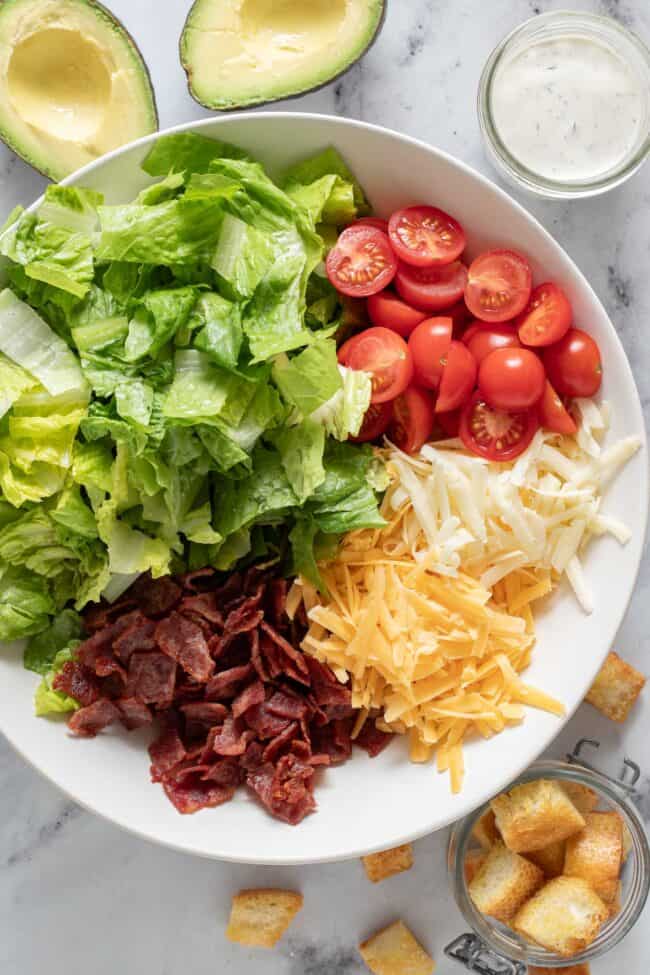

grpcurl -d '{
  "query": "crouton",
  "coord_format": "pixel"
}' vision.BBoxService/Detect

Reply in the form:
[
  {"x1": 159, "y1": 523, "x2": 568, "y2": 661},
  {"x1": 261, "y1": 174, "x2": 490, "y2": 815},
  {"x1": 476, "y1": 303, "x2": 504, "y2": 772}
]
[
  {"x1": 609, "y1": 880, "x2": 623, "y2": 918},
  {"x1": 562, "y1": 782, "x2": 599, "y2": 817},
  {"x1": 472, "y1": 809, "x2": 499, "y2": 850},
  {"x1": 513, "y1": 876, "x2": 609, "y2": 956},
  {"x1": 491, "y1": 779, "x2": 585, "y2": 853},
  {"x1": 362, "y1": 844, "x2": 414, "y2": 883},
  {"x1": 526, "y1": 840, "x2": 566, "y2": 879},
  {"x1": 468, "y1": 842, "x2": 544, "y2": 923},
  {"x1": 564, "y1": 811, "x2": 623, "y2": 902},
  {"x1": 528, "y1": 966, "x2": 590, "y2": 975},
  {"x1": 585, "y1": 651, "x2": 645, "y2": 722},
  {"x1": 621, "y1": 818, "x2": 633, "y2": 863},
  {"x1": 226, "y1": 889, "x2": 303, "y2": 948},
  {"x1": 464, "y1": 849, "x2": 487, "y2": 885},
  {"x1": 359, "y1": 920, "x2": 435, "y2": 975}
]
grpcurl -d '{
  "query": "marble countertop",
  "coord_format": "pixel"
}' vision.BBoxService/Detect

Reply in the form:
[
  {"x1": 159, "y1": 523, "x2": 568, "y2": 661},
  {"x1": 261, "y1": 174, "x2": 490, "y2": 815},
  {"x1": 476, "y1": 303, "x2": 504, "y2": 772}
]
[{"x1": 1, "y1": 0, "x2": 650, "y2": 972}]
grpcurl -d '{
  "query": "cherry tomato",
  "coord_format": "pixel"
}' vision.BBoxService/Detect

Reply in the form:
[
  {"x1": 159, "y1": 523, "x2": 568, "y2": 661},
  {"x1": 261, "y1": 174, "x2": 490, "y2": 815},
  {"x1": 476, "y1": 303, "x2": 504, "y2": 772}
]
[
  {"x1": 465, "y1": 249, "x2": 532, "y2": 323},
  {"x1": 345, "y1": 327, "x2": 414, "y2": 403},
  {"x1": 517, "y1": 282, "x2": 572, "y2": 347},
  {"x1": 353, "y1": 217, "x2": 390, "y2": 234},
  {"x1": 388, "y1": 205, "x2": 466, "y2": 267},
  {"x1": 395, "y1": 260, "x2": 468, "y2": 312},
  {"x1": 437, "y1": 409, "x2": 461, "y2": 439},
  {"x1": 463, "y1": 322, "x2": 521, "y2": 364},
  {"x1": 478, "y1": 347, "x2": 545, "y2": 411},
  {"x1": 350, "y1": 401, "x2": 394, "y2": 443},
  {"x1": 436, "y1": 341, "x2": 477, "y2": 413},
  {"x1": 460, "y1": 392, "x2": 539, "y2": 462},
  {"x1": 543, "y1": 328, "x2": 603, "y2": 397},
  {"x1": 337, "y1": 336, "x2": 357, "y2": 366},
  {"x1": 538, "y1": 380, "x2": 577, "y2": 435},
  {"x1": 448, "y1": 301, "x2": 472, "y2": 334},
  {"x1": 326, "y1": 226, "x2": 397, "y2": 298},
  {"x1": 408, "y1": 317, "x2": 453, "y2": 390},
  {"x1": 387, "y1": 385, "x2": 435, "y2": 454},
  {"x1": 367, "y1": 290, "x2": 427, "y2": 337}
]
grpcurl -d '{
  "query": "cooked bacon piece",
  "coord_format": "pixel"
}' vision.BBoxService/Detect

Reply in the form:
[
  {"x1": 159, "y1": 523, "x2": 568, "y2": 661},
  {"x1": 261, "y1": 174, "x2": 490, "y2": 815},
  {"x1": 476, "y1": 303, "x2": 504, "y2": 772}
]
[
  {"x1": 116, "y1": 697, "x2": 153, "y2": 730},
  {"x1": 149, "y1": 722, "x2": 187, "y2": 782},
  {"x1": 232, "y1": 680, "x2": 266, "y2": 719},
  {"x1": 53, "y1": 661, "x2": 99, "y2": 707},
  {"x1": 130, "y1": 574, "x2": 182, "y2": 617},
  {"x1": 126, "y1": 652, "x2": 176, "y2": 705},
  {"x1": 155, "y1": 613, "x2": 213, "y2": 683},
  {"x1": 179, "y1": 701, "x2": 228, "y2": 726},
  {"x1": 68, "y1": 698, "x2": 120, "y2": 738},
  {"x1": 179, "y1": 592, "x2": 224, "y2": 628},
  {"x1": 163, "y1": 774, "x2": 236, "y2": 814},
  {"x1": 355, "y1": 720, "x2": 394, "y2": 757},
  {"x1": 210, "y1": 715, "x2": 255, "y2": 757},
  {"x1": 205, "y1": 664, "x2": 254, "y2": 700},
  {"x1": 113, "y1": 617, "x2": 157, "y2": 663}
]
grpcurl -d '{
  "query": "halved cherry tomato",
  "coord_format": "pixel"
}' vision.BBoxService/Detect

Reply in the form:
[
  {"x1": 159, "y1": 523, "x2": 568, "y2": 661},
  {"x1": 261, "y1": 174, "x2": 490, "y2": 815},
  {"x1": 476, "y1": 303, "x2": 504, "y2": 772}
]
[
  {"x1": 460, "y1": 392, "x2": 539, "y2": 461},
  {"x1": 463, "y1": 322, "x2": 521, "y2": 364},
  {"x1": 437, "y1": 409, "x2": 461, "y2": 438},
  {"x1": 436, "y1": 340, "x2": 477, "y2": 413},
  {"x1": 408, "y1": 317, "x2": 453, "y2": 390},
  {"x1": 387, "y1": 385, "x2": 435, "y2": 454},
  {"x1": 350, "y1": 401, "x2": 394, "y2": 442},
  {"x1": 337, "y1": 336, "x2": 357, "y2": 366},
  {"x1": 465, "y1": 249, "x2": 532, "y2": 323},
  {"x1": 388, "y1": 206, "x2": 466, "y2": 267},
  {"x1": 345, "y1": 327, "x2": 413, "y2": 403},
  {"x1": 367, "y1": 289, "x2": 427, "y2": 337},
  {"x1": 326, "y1": 226, "x2": 398, "y2": 298},
  {"x1": 517, "y1": 282, "x2": 572, "y2": 347},
  {"x1": 543, "y1": 328, "x2": 603, "y2": 397},
  {"x1": 353, "y1": 217, "x2": 390, "y2": 234},
  {"x1": 538, "y1": 380, "x2": 577, "y2": 435},
  {"x1": 395, "y1": 260, "x2": 468, "y2": 312},
  {"x1": 478, "y1": 347, "x2": 545, "y2": 411}
]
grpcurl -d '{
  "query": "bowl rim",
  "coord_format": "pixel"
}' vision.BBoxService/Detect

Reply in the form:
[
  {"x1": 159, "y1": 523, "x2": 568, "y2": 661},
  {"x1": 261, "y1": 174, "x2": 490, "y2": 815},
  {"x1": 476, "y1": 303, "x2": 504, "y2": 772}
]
[{"x1": 0, "y1": 112, "x2": 647, "y2": 864}]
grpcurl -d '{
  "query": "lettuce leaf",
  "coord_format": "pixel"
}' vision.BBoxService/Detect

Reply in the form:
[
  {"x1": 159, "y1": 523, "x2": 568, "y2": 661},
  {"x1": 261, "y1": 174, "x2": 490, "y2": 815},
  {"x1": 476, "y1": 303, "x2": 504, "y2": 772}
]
[
  {"x1": 0, "y1": 565, "x2": 55, "y2": 641},
  {"x1": 272, "y1": 336, "x2": 342, "y2": 417},
  {"x1": 141, "y1": 132, "x2": 250, "y2": 176},
  {"x1": 34, "y1": 647, "x2": 81, "y2": 716},
  {"x1": 310, "y1": 365, "x2": 372, "y2": 440},
  {"x1": 24, "y1": 608, "x2": 84, "y2": 675}
]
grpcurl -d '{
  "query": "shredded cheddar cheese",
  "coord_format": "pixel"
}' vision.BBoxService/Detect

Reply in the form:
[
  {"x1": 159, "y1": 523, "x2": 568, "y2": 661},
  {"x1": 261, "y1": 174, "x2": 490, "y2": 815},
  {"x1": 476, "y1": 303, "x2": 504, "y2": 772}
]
[{"x1": 289, "y1": 515, "x2": 564, "y2": 794}]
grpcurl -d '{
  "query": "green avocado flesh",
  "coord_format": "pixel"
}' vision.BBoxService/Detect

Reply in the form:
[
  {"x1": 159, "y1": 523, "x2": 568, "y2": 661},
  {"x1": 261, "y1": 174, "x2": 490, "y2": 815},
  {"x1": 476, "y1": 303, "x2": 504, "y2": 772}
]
[
  {"x1": 180, "y1": 0, "x2": 385, "y2": 110},
  {"x1": 0, "y1": 0, "x2": 158, "y2": 181}
]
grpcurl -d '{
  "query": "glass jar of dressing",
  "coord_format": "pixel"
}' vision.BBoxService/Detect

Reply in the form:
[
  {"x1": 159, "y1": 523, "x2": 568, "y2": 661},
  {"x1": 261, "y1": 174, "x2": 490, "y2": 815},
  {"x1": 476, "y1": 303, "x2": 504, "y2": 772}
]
[{"x1": 478, "y1": 11, "x2": 650, "y2": 198}]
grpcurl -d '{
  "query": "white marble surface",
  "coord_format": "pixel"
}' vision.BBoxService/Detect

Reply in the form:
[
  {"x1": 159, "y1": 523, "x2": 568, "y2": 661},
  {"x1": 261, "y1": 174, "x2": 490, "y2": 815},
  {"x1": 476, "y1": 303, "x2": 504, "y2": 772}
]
[{"x1": 1, "y1": 1, "x2": 650, "y2": 972}]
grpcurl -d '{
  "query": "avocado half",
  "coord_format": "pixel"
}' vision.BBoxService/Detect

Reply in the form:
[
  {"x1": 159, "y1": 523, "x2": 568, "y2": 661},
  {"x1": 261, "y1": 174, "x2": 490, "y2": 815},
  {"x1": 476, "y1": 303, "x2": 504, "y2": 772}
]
[
  {"x1": 180, "y1": 0, "x2": 386, "y2": 111},
  {"x1": 0, "y1": 0, "x2": 158, "y2": 181}
]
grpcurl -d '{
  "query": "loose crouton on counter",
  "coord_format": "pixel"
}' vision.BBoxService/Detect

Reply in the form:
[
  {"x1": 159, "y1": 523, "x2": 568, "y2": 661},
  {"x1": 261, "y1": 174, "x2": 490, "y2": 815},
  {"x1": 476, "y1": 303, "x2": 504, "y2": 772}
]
[
  {"x1": 362, "y1": 844, "x2": 414, "y2": 884},
  {"x1": 585, "y1": 651, "x2": 645, "y2": 722},
  {"x1": 359, "y1": 920, "x2": 435, "y2": 975},
  {"x1": 226, "y1": 889, "x2": 303, "y2": 948}
]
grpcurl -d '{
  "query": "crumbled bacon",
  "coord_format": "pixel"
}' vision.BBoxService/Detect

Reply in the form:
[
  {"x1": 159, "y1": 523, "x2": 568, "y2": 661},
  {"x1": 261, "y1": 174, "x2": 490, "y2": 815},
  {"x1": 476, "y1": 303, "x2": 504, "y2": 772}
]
[{"x1": 71, "y1": 567, "x2": 391, "y2": 824}]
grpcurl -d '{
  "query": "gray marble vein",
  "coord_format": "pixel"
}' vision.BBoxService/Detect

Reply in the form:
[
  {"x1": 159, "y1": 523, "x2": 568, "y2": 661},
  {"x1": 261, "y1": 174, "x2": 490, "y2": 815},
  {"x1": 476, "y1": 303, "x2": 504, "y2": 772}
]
[{"x1": 1, "y1": 1, "x2": 650, "y2": 972}]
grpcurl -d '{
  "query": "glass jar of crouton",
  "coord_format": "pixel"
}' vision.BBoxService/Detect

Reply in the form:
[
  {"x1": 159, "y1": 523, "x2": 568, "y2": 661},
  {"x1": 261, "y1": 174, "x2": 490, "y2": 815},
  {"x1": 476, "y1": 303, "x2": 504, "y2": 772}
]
[{"x1": 447, "y1": 759, "x2": 650, "y2": 970}]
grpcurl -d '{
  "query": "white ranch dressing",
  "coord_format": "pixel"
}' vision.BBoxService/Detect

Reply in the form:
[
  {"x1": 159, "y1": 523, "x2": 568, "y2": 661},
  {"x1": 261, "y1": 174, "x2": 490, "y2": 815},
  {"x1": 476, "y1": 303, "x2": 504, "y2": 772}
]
[{"x1": 491, "y1": 34, "x2": 647, "y2": 182}]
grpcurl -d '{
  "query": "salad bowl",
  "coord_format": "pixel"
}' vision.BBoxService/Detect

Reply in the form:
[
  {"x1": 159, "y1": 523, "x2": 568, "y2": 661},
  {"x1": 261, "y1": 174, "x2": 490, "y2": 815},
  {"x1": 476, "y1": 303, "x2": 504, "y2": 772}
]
[{"x1": 0, "y1": 113, "x2": 646, "y2": 864}]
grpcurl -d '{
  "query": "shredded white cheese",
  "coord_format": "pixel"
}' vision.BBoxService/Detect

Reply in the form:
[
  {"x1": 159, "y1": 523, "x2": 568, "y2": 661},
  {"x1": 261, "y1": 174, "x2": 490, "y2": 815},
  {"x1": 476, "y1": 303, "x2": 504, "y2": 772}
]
[{"x1": 384, "y1": 400, "x2": 641, "y2": 614}]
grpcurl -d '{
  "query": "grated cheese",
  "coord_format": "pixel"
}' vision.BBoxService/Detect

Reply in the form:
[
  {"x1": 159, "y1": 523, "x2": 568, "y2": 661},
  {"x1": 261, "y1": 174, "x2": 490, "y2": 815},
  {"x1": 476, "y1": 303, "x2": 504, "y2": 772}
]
[{"x1": 383, "y1": 400, "x2": 640, "y2": 614}]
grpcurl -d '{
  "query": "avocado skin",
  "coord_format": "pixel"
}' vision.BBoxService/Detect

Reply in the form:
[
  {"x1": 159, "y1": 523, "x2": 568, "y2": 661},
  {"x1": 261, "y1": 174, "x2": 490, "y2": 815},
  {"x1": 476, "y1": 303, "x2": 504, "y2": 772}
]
[
  {"x1": 179, "y1": 0, "x2": 387, "y2": 112},
  {"x1": 0, "y1": 0, "x2": 158, "y2": 181}
]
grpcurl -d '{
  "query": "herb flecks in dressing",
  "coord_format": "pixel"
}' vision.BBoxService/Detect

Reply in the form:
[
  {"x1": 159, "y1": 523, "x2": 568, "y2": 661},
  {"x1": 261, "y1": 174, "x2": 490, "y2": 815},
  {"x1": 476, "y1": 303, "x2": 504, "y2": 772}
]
[{"x1": 492, "y1": 35, "x2": 646, "y2": 182}]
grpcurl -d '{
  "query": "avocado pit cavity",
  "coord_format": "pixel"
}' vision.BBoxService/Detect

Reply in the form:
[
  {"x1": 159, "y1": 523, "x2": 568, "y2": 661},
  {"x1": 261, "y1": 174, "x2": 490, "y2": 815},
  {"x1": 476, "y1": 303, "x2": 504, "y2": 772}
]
[{"x1": 8, "y1": 28, "x2": 111, "y2": 143}]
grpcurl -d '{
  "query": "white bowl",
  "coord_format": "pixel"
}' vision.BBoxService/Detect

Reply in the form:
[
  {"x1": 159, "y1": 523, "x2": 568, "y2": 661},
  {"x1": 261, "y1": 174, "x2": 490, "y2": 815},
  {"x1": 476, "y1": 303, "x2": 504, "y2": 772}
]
[{"x1": 0, "y1": 114, "x2": 646, "y2": 864}]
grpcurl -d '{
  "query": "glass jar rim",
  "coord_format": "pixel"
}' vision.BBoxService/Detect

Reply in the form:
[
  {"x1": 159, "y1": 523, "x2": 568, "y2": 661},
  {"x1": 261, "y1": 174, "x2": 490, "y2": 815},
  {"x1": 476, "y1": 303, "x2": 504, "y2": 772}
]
[
  {"x1": 448, "y1": 759, "x2": 650, "y2": 967},
  {"x1": 477, "y1": 10, "x2": 650, "y2": 199}
]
